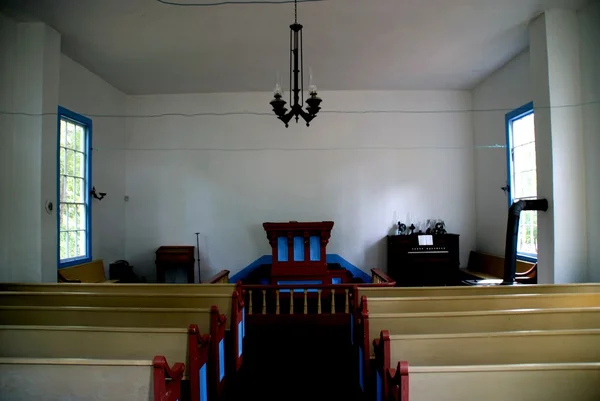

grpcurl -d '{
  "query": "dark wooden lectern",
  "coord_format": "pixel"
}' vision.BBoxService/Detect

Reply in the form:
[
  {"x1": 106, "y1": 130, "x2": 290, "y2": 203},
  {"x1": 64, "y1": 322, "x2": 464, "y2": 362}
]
[{"x1": 155, "y1": 246, "x2": 195, "y2": 283}]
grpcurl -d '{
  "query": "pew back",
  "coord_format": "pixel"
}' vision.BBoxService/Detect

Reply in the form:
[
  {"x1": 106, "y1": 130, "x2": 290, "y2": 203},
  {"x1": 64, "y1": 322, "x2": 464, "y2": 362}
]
[
  {"x1": 377, "y1": 328, "x2": 600, "y2": 367},
  {"x1": 358, "y1": 283, "x2": 600, "y2": 300},
  {"x1": 364, "y1": 292, "x2": 600, "y2": 314},
  {"x1": 378, "y1": 329, "x2": 600, "y2": 401},
  {"x1": 0, "y1": 356, "x2": 184, "y2": 401},
  {"x1": 0, "y1": 305, "x2": 213, "y2": 327},
  {"x1": 0, "y1": 282, "x2": 238, "y2": 295},
  {"x1": 0, "y1": 291, "x2": 232, "y2": 314},
  {"x1": 364, "y1": 307, "x2": 600, "y2": 357},
  {"x1": 0, "y1": 325, "x2": 186, "y2": 361},
  {"x1": 0, "y1": 325, "x2": 213, "y2": 401},
  {"x1": 387, "y1": 362, "x2": 600, "y2": 401}
]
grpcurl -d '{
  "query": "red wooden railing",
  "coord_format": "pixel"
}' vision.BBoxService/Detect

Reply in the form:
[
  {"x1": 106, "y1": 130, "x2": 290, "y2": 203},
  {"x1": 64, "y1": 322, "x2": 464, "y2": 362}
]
[
  {"x1": 206, "y1": 270, "x2": 230, "y2": 283},
  {"x1": 152, "y1": 356, "x2": 185, "y2": 401},
  {"x1": 370, "y1": 268, "x2": 396, "y2": 286},
  {"x1": 244, "y1": 284, "x2": 357, "y2": 316}
]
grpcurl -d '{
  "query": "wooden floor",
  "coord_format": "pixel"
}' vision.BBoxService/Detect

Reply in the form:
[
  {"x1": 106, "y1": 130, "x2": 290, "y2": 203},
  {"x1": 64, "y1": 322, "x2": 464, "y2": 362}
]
[{"x1": 232, "y1": 320, "x2": 363, "y2": 401}]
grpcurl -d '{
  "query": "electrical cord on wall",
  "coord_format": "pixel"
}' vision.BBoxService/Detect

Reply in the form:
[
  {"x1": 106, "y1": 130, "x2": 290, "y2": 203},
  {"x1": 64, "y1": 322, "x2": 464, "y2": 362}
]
[
  {"x1": 155, "y1": 0, "x2": 325, "y2": 6},
  {"x1": 0, "y1": 100, "x2": 597, "y2": 119}
]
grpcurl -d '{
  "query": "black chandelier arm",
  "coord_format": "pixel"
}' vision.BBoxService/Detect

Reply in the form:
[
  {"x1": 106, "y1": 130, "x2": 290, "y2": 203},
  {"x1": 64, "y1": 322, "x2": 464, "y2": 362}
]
[
  {"x1": 278, "y1": 109, "x2": 295, "y2": 128},
  {"x1": 269, "y1": 0, "x2": 322, "y2": 128}
]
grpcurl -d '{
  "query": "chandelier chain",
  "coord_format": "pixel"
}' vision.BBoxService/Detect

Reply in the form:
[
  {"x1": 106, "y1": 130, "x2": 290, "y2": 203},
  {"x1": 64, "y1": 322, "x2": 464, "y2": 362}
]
[{"x1": 294, "y1": 0, "x2": 297, "y2": 23}]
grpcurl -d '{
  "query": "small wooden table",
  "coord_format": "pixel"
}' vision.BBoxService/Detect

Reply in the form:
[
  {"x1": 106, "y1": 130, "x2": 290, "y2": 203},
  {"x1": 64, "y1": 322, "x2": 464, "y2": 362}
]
[{"x1": 155, "y1": 246, "x2": 195, "y2": 283}]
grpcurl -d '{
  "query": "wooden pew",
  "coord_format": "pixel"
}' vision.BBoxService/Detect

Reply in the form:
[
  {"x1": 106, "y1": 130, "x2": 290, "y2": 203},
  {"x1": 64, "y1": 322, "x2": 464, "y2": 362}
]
[
  {"x1": 376, "y1": 328, "x2": 600, "y2": 401},
  {"x1": 386, "y1": 361, "x2": 600, "y2": 401},
  {"x1": 0, "y1": 355, "x2": 184, "y2": 401},
  {"x1": 362, "y1": 292, "x2": 600, "y2": 314},
  {"x1": 357, "y1": 306, "x2": 600, "y2": 394},
  {"x1": 0, "y1": 305, "x2": 228, "y2": 399},
  {"x1": 0, "y1": 282, "x2": 239, "y2": 295},
  {"x1": 0, "y1": 284, "x2": 247, "y2": 371},
  {"x1": 357, "y1": 283, "x2": 600, "y2": 301},
  {"x1": 460, "y1": 250, "x2": 537, "y2": 283},
  {"x1": 0, "y1": 324, "x2": 212, "y2": 401},
  {"x1": 362, "y1": 307, "x2": 600, "y2": 358},
  {"x1": 355, "y1": 292, "x2": 600, "y2": 392},
  {"x1": 57, "y1": 259, "x2": 117, "y2": 283}
]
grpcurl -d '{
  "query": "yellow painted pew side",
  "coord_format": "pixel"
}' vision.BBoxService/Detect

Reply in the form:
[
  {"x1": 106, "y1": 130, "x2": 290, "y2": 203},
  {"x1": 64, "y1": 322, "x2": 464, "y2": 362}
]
[
  {"x1": 0, "y1": 305, "x2": 213, "y2": 328},
  {"x1": 365, "y1": 292, "x2": 600, "y2": 314},
  {"x1": 389, "y1": 362, "x2": 600, "y2": 401},
  {"x1": 0, "y1": 325, "x2": 188, "y2": 375},
  {"x1": 0, "y1": 282, "x2": 238, "y2": 295},
  {"x1": 381, "y1": 328, "x2": 600, "y2": 366},
  {"x1": 365, "y1": 306, "x2": 600, "y2": 357},
  {"x1": 358, "y1": 283, "x2": 600, "y2": 299},
  {"x1": 0, "y1": 291, "x2": 233, "y2": 314}
]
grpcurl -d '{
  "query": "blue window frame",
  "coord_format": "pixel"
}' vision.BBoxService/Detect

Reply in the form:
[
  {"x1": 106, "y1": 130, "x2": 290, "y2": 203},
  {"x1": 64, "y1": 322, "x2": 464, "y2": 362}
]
[
  {"x1": 57, "y1": 106, "x2": 92, "y2": 268},
  {"x1": 505, "y1": 102, "x2": 537, "y2": 262}
]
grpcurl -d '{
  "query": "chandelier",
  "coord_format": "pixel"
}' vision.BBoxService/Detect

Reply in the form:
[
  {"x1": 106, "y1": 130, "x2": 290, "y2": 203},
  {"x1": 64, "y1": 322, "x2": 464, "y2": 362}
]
[{"x1": 269, "y1": 0, "x2": 322, "y2": 127}]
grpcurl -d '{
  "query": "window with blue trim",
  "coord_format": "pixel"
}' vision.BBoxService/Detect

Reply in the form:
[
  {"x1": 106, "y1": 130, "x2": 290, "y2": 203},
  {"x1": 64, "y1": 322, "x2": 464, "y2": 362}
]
[
  {"x1": 505, "y1": 102, "x2": 537, "y2": 261},
  {"x1": 57, "y1": 106, "x2": 92, "y2": 267}
]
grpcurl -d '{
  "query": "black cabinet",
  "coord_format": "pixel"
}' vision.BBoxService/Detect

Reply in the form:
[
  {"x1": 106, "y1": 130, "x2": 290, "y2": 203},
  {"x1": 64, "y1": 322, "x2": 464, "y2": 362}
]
[{"x1": 387, "y1": 234, "x2": 460, "y2": 286}]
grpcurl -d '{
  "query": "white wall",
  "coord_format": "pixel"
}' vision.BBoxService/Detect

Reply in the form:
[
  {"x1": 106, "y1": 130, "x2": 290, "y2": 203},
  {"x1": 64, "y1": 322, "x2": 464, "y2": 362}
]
[
  {"x1": 530, "y1": 9, "x2": 587, "y2": 284},
  {"x1": 125, "y1": 90, "x2": 476, "y2": 281},
  {"x1": 472, "y1": 50, "x2": 531, "y2": 257},
  {"x1": 579, "y1": 1, "x2": 600, "y2": 282},
  {"x1": 59, "y1": 55, "x2": 128, "y2": 271},
  {"x1": 0, "y1": 15, "x2": 60, "y2": 282}
]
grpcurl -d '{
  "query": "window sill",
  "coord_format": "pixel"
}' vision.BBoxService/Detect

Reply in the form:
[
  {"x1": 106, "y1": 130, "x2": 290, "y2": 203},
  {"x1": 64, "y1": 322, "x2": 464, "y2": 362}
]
[
  {"x1": 59, "y1": 256, "x2": 92, "y2": 269},
  {"x1": 517, "y1": 253, "x2": 537, "y2": 263}
]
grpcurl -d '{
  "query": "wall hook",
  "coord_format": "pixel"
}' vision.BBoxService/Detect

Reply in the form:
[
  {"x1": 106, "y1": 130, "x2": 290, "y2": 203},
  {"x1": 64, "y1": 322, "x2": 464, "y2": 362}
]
[{"x1": 91, "y1": 186, "x2": 107, "y2": 201}]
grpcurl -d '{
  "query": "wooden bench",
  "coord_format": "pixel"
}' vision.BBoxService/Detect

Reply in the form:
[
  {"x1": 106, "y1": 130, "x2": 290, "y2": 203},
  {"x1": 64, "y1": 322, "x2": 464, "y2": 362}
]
[
  {"x1": 0, "y1": 324, "x2": 211, "y2": 401},
  {"x1": 357, "y1": 306, "x2": 600, "y2": 394},
  {"x1": 361, "y1": 292, "x2": 600, "y2": 314},
  {"x1": 355, "y1": 283, "x2": 600, "y2": 323},
  {"x1": 357, "y1": 283, "x2": 600, "y2": 301},
  {"x1": 1, "y1": 281, "x2": 239, "y2": 295},
  {"x1": 386, "y1": 361, "x2": 600, "y2": 401},
  {"x1": 354, "y1": 291, "x2": 600, "y2": 392},
  {"x1": 0, "y1": 305, "x2": 228, "y2": 398},
  {"x1": 460, "y1": 250, "x2": 537, "y2": 283},
  {"x1": 57, "y1": 259, "x2": 117, "y2": 283},
  {"x1": 0, "y1": 356, "x2": 184, "y2": 401},
  {"x1": 376, "y1": 328, "x2": 600, "y2": 401},
  {"x1": 0, "y1": 288, "x2": 246, "y2": 372}
]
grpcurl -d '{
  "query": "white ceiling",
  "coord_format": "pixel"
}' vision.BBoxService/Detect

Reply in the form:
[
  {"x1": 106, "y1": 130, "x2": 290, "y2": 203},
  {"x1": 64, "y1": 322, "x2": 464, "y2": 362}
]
[{"x1": 1, "y1": 0, "x2": 589, "y2": 94}]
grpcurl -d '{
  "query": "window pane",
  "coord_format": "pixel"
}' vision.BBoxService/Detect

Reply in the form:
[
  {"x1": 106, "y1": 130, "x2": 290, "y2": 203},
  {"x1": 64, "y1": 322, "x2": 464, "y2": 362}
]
[
  {"x1": 75, "y1": 152, "x2": 85, "y2": 178},
  {"x1": 74, "y1": 178, "x2": 84, "y2": 203},
  {"x1": 59, "y1": 176, "x2": 65, "y2": 202},
  {"x1": 59, "y1": 148, "x2": 65, "y2": 175},
  {"x1": 76, "y1": 125, "x2": 85, "y2": 152},
  {"x1": 512, "y1": 113, "x2": 535, "y2": 146},
  {"x1": 517, "y1": 211, "x2": 538, "y2": 255},
  {"x1": 513, "y1": 143, "x2": 536, "y2": 173},
  {"x1": 514, "y1": 170, "x2": 537, "y2": 199},
  {"x1": 66, "y1": 122, "x2": 75, "y2": 150},
  {"x1": 66, "y1": 150, "x2": 75, "y2": 176},
  {"x1": 78, "y1": 230, "x2": 87, "y2": 257},
  {"x1": 77, "y1": 204, "x2": 86, "y2": 230},
  {"x1": 60, "y1": 231, "x2": 68, "y2": 260},
  {"x1": 60, "y1": 204, "x2": 68, "y2": 231},
  {"x1": 68, "y1": 204, "x2": 77, "y2": 230},
  {"x1": 60, "y1": 121, "x2": 66, "y2": 147},
  {"x1": 65, "y1": 177, "x2": 75, "y2": 202},
  {"x1": 68, "y1": 231, "x2": 77, "y2": 258}
]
